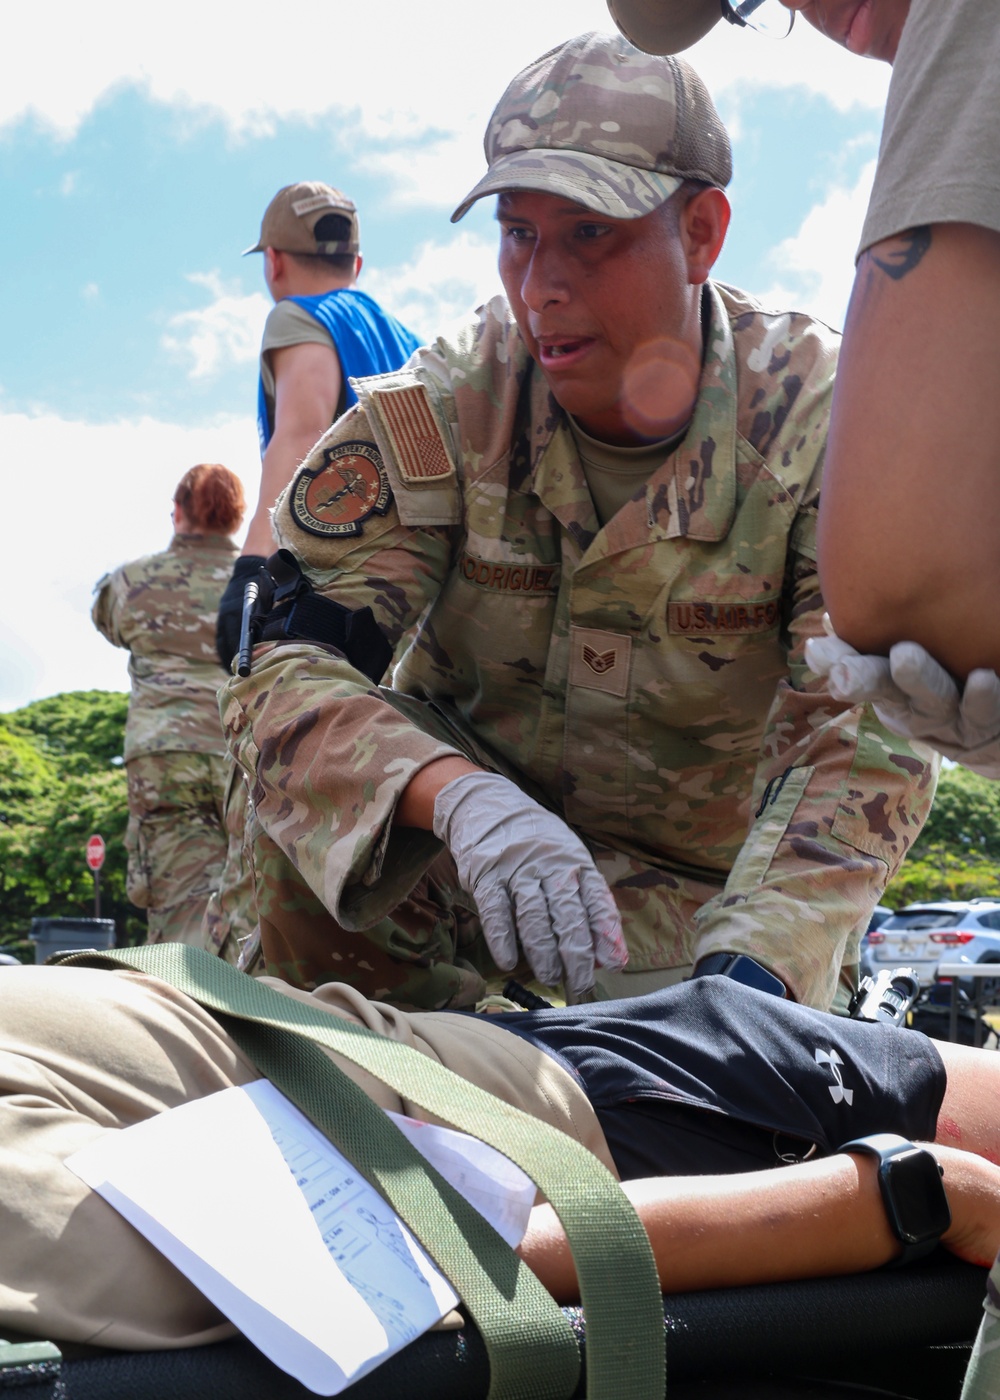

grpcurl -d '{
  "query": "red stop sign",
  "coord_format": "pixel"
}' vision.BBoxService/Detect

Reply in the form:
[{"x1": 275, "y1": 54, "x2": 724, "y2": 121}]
[{"x1": 86, "y1": 834, "x2": 106, "y2": 872}]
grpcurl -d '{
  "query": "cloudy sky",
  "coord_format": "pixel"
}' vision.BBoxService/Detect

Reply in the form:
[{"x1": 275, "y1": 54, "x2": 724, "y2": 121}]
[{"x1": 1, "y1": 0, "x2": 892, "y2": 712}]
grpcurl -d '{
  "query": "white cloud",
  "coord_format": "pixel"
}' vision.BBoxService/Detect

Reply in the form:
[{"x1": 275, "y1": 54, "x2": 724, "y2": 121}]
[
  {"x1": 0, "y1": 409, "x2": 260, "y2": 712},
  {"x1": 0, "y1": 1, "x2": 610, "y2": 139},
  {"x1": 362, "y1": 232, "x2": 502, "y2": 345},
  {"x1": 760, "y1": 160, "x2": 877, "y2": 330},
  {"x1": 159, "y1": 231, "x2": 501, "y2": 376},
  {"x1": 81, "y1": 282, "x2": 100, "y2": 301},
  {"x1": 162, "y1": 273, "x2": 270, "y2": 380},
  {"x1": 366, "y1": 134, "x2": 491, "y2": 214},
  {"x1": 686, "y1": 19, "x2": 892, "y2": 115},
  {"x1": 1, "y1": 0, "x2": 892, "y2": 153}
]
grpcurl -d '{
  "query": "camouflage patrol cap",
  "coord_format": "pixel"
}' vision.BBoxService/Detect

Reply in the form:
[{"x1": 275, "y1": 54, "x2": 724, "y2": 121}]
[
  {"x1": 450, "y1": 30, "x2": 731, "y2": 224},
  {"x1": 243, "y1": 182, "x2": 361, "y2": 257},
  {"x1": 606, "y1": 0, "x2": 723, "y2": 55}
]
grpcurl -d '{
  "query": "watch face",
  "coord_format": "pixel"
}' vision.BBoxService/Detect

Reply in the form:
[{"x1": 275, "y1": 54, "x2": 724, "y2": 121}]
[
  {"x1": 728, "y1": 956, "x2": 787, "y2": 999},
  {"x1": 883, "y1": 1149, "x2": 952, "y2": 1244}
]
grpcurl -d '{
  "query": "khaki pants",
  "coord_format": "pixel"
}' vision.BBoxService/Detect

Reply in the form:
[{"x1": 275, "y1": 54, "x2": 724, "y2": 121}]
[{"x1": 0, "y1": 963, "x2": 609, "y2": 1349}]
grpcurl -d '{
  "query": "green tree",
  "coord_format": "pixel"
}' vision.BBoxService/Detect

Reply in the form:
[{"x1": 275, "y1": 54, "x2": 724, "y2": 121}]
[
  {"x1": 0, "y1": 691, "x2": 144, "y2": 955},
  {"x1": 6, "y1": 690, "x2": 128, "y2": 776},
  {"x1": 0, "y1": 720, "x2": 54, "y2": 810},
  {"x1": 0, "y1": 722, "x2": 56, "y2": 940},
  {"x1": 25, "y1": 767, "x2": 141, "y2": 941},
  {"x1": 887, "y1": 851, "x2": 1000, "y2": 907},
  {"x1": 887, "y1": 766, "x2": 1000, "y2": 907},
  {"x1": 911, "y1": 766, "x2": 1000, "y2": 859}
]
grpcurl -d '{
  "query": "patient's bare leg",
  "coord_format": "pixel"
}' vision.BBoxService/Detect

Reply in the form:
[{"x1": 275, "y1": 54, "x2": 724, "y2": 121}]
[{"x1": 934, "y1": 1039, "x2": 1000, "y2": 1164}]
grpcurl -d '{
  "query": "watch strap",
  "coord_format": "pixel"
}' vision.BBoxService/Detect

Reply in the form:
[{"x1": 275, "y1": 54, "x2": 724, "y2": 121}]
[
  {"x1": 694, "y1": 953, "x2": 740, "y2": 977},
  {"x1": 694, "y1": 952, "x2": 787, "y2": 998},
  {"x1": 839, "y1": 1133, "x2": 950, "y2": 1268}
]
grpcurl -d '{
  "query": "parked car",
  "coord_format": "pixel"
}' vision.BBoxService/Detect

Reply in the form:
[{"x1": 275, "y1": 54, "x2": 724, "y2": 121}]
[
  {"x1": 858, "y1": 904, "x2": 893, "y2": 980},
  {"x1": 866, "y1": 899, "x2": 1000, "y2": 990},
  {"x1": 867, "y1": 905, "x2": 893, "y2": 934}
]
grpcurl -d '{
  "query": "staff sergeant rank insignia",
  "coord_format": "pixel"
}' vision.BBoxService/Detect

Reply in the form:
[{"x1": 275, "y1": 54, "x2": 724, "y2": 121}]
[{"x1": 291, "y1": 441, "x2": 392, "y2": 538}]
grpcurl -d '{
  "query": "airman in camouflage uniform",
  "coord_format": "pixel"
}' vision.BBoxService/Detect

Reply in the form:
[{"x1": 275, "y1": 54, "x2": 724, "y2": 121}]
[
  {"x1": 222, "y1": 32, "x2": 937, "y2": 1012},
  {"x1": 93, "y1": 531, "x2": 250, "y2": 956}
]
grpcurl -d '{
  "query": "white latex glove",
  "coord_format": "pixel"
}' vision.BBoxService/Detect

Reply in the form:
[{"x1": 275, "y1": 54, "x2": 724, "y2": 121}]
[
  {"x1": 432, "y1": 770, "x2": 627, "y2": 999},
  {"x1": 806, "y1": 620, "x2": 1000, "y2": 779}
]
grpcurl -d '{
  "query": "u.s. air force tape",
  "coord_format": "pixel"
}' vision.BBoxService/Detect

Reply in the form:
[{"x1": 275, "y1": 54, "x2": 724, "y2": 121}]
[{"x1": 290, "y1": 441, "x2": 392, "y2": 539}]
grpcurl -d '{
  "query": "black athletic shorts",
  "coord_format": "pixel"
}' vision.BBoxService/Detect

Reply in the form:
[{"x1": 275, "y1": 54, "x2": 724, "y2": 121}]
[{"x1": 491, "y1": 978, "x2": 946, "y2": 1180}]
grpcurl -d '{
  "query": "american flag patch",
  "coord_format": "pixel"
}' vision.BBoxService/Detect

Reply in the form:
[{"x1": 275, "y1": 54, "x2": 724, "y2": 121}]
[{"x1": 370, "y1": 384, "x2": 455, "y2": 486}]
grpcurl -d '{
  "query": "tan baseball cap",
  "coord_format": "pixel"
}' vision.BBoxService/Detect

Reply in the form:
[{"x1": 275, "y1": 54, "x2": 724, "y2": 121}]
[
  {"x1": 243, "y1": 181, "x2": 361, "y2": 256},
  {"x1": 451, "y1": 30, "x2": 731, "y2": 224},
  {"x1": 606, "y1": 0, "x2": 723, "y2": 54},
  {"x1": 607, "y1": 0, "x2": 795, "y2": 54}
]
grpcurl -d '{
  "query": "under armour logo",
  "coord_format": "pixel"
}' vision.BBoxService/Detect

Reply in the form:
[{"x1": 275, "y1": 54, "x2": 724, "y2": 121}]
[
  {"x1": 815, "y1": 1047, "x2": 854, "y2": 1106},
  {"x1": 582, "y1": 645, "x2": 616, "y2": 675}
]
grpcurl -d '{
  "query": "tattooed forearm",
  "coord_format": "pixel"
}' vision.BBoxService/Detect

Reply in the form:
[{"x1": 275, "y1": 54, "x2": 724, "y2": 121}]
[{"x1": 870, "y1": 226, "x2": 932, "y2": 281}]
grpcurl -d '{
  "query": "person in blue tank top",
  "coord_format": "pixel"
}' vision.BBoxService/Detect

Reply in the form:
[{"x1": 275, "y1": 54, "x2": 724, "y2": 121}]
[{"x1": 216, "y1": 181, "x2": 422, "y2": 668}]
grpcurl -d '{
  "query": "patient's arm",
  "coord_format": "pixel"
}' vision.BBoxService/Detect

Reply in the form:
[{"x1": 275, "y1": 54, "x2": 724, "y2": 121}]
[
  {"x1": 817, "y1": 221, "x2": 1000, "y2": 678},
  {"x1": 517, "y1": 1145, "x2": 1000, "y2": 1304}
]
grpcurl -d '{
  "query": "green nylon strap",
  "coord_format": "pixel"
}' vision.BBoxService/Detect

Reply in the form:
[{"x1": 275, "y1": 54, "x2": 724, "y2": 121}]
[
  {"x1": 224, "y1": 1017, "x2": 578, "y2": 1400},
  {"x1": 57, "y1": 946, "x2": 665, "y2": 1400}
]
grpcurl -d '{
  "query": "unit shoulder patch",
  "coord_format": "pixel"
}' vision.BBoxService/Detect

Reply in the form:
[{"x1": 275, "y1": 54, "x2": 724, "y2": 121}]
[{"x1": 290, "y1": 441, "x2": 392, "y2": 539}]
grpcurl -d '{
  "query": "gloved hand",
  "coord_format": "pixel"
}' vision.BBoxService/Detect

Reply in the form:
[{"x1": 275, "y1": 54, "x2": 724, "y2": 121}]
[
  {"x1": 432, "y1": 770, "x2": 627, "y2": 1000},
  {"x1": 216, "y1": 555, "x2": 267, "y2": 671},
  {"x1": 806, "y1": 619, "x2": 1000, "y2": 779}
]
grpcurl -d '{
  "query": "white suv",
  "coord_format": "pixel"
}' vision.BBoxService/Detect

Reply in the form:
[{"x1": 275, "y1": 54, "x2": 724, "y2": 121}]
[{"x1": 866, "y1": 899, "x2": 1000, "y2": 989}]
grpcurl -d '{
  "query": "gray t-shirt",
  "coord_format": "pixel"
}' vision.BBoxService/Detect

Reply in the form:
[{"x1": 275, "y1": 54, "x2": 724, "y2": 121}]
[
  {"x1": 566, "y1": 416, "x2": 680, "y2": 528},
  {"x1": 860, "y1": 0, "x2": 1000, "y2": 252},
  {"x1": 258, "y1": 300, "x2": 337, "y2": 432}
]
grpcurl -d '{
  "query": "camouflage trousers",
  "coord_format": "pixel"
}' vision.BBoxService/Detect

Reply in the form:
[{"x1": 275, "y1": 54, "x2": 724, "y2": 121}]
[
  {"x1": 225, "y1": 644, "x2": 724, "y2": 1010},
  {"x1": 202, "y1": 755, "x2": 258, "y2": 966},
  {"x1": 125, "y1": 752, "x2": 234, "y2": 956},
  {"x1": 238, "y1": 833, "x2": 496, "y2": 1009}
]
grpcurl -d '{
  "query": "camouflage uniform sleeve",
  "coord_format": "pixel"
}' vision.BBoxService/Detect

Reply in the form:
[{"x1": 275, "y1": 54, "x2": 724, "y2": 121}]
[
  {"x1": 690, "y1": 476, "x2": 939, "y2": 1012},
  {"x1": 221, "y1": 381, "x2": 470, "y2": 927},
  {"x1": 90, "y1": 568, "x2": 125, "y2": 648}
]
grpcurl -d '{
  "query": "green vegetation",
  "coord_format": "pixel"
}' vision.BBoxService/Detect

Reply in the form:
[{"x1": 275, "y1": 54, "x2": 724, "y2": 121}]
[
  {"x1": 886, "y1": 765, "x2": 1000, "y2": 907},
  {"x1": 0, "y1": 691, "x2": 145, "y2": 958}
]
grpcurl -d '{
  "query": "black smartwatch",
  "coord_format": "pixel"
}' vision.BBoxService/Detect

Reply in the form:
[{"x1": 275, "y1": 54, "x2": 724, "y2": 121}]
[
  {"x1": 839, "y1": 1133, "x2": 951, "y2": 1267},
  {"x1": 693, "y1": 952, "x2": 787, "y2": 998}
]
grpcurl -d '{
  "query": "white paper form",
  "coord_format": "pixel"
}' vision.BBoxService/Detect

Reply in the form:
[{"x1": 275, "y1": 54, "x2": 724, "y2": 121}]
[
  {"x1": 66, "y1": 1080, "x2": 535, "y2": 1396},
  {"x1": 67, "y1": 1081, "x2": 455, "y2": 1395},
  {"x1": 385, "y1": 1110, "x2": 536, "y2": 1248}
]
